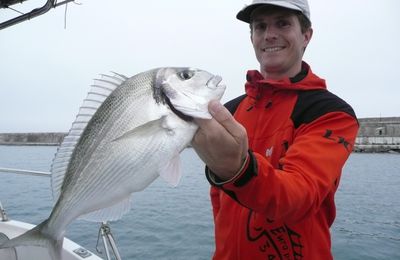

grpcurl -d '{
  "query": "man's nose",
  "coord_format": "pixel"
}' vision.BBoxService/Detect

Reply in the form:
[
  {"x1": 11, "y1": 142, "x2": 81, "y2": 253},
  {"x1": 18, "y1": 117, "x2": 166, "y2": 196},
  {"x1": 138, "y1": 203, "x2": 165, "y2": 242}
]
[{"x1": 264, "y1": 26, "x2": 279, "y2": 40}]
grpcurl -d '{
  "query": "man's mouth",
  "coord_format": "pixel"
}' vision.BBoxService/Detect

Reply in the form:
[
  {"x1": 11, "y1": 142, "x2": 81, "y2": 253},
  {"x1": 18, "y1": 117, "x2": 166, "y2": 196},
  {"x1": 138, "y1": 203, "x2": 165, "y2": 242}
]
[{"x1": 262, "y1": 46, "x2": 285, "y2": 53}]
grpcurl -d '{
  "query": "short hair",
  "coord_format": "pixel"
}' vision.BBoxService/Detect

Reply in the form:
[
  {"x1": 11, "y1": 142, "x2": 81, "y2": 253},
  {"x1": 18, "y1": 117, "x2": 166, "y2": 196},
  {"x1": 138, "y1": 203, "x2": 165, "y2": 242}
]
[{"x1": 296, "y1": 12, "x2": 312, "y2": 33}]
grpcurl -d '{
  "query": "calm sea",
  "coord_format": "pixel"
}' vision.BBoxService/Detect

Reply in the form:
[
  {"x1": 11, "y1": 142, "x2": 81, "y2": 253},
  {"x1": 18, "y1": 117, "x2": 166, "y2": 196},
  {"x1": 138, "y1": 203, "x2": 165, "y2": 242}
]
[{"x1": 0, "y1": 146, "x2": 399, "y2": 259}]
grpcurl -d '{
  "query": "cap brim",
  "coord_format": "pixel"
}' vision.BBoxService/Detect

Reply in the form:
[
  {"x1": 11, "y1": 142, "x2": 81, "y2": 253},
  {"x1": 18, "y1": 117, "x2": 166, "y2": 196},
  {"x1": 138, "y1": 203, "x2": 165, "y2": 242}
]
[{"x1": 236, "y1": 3, "x2": 302, "y2": 23}]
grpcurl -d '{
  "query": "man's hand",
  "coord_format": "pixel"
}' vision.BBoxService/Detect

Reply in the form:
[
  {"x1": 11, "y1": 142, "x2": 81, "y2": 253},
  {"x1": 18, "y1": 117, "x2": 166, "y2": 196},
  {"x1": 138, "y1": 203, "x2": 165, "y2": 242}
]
[{"x1": 192, "y1": 100, "x2": 249, "y2": 181}]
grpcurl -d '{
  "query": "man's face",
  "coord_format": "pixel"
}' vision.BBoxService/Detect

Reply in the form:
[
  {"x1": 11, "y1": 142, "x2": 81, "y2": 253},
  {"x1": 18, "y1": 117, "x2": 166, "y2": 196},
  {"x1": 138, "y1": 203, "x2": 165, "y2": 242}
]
[{"x1": 250, "y1": 7, "x2": 312, "y2": 79}]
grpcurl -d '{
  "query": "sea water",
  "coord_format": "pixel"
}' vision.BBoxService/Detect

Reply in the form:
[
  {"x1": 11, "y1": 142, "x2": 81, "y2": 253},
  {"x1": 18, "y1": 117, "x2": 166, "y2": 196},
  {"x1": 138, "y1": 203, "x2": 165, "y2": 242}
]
[{"x1": 0, "y1": 146, "x2": 399, "y2": 259}]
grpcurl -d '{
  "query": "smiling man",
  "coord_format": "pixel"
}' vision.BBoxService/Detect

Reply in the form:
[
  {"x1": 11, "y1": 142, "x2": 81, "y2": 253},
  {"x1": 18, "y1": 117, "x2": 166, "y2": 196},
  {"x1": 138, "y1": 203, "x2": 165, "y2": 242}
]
[
  {"x1": 192, "y1": 0, "x2": 359, "y2": 259},
  {"x1": 250, "y1": 4, "x2": 312, "y2": 79}
]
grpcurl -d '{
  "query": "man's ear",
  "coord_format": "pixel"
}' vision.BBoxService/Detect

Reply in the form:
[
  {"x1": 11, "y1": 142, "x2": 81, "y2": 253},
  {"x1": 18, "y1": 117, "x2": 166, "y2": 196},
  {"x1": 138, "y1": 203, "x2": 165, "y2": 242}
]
[
  {"x1": 249, "y1": 24, "x2": 254, "y2": 43},
  {"x1": 304, "y1": 28, "x2": 313, "y2": 47}
]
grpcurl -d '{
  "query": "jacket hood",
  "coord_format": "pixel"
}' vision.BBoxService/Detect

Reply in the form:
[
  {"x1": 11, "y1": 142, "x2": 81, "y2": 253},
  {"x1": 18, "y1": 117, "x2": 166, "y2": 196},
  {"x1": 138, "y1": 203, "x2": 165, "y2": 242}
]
[{"x1": 245, "y1": 62, "x2": 326, "y2": 99}]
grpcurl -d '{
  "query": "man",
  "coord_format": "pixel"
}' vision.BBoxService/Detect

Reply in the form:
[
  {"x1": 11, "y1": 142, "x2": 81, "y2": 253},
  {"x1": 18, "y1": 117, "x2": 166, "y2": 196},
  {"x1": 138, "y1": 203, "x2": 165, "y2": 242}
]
[{"x1": 192, "y1": 0, "x2": 359, "y2": 259}]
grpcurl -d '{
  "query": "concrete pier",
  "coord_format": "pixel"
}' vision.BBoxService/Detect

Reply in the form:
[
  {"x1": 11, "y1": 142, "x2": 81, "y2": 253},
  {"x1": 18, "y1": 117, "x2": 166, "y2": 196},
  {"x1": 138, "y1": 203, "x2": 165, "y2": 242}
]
[
  {"x1": 1, "y1": 117, "x2": 399, "y2": 153},
  {"x1": 0, "y1": 132, "x2": 66, "y2": 146},
  {"x1": 354, "y1": 117, "x2": 400, "y2": 153}
]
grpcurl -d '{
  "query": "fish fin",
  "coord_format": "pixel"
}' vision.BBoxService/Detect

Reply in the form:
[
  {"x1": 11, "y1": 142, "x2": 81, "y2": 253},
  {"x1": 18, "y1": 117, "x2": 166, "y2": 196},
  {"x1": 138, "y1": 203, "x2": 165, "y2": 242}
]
[
  {"x1": 0, "y1": 220, "x2": 63, "y2": 260},
  {"x1": 50, "y1": 72, "x2": 128, "y2": 202},
  {"x1": 79, "y1": 196, "x2": 132, "y2": 222},
  {"x1": 112, "y1": 116, "x2": 169, "y2": 142},
  {"x1": 159, "y1": 154, "x2": 182, "y2": 187}
]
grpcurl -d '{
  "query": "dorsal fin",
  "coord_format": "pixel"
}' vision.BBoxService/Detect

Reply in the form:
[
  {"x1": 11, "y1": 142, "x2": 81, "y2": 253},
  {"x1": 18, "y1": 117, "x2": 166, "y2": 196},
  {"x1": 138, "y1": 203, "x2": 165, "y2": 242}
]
[{"x1": 50, "y1": 72, "x2": 128, "y2": 203}]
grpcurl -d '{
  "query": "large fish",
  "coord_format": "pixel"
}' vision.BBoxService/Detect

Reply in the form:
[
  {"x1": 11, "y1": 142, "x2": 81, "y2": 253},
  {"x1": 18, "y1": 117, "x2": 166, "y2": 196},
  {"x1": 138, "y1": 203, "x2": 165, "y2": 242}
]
[{"x1": 0, "y1": 67, "x2": 225, "y2": 259}]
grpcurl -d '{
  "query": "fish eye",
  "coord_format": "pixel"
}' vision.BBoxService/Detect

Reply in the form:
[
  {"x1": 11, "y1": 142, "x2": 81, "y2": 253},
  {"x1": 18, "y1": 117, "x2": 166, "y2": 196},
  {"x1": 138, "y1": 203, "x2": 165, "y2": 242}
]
[{"x1": 178, "y1": 70, "x2": 195, "y2": 80}]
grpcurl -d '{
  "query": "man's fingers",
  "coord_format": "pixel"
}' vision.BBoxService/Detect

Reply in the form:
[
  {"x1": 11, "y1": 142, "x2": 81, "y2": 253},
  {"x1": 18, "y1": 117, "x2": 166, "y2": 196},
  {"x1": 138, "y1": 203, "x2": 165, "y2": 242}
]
[
  {"x1": 208, "y1": 100, "x2": 245, "y2": 138},
  {"x1": 208, "y1": 100, "x2": 231, "y2": 122},
  {"x1": 191, "y1": 100, "x2": 249, "y2": 179}
]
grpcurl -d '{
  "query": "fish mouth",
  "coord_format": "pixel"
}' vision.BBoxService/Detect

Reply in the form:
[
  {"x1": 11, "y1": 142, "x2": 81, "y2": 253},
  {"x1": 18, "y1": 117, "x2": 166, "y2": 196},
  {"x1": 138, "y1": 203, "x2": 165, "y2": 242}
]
[
  {"x1": 164, "y1": 75, "x2": 225, "y2": 122},
  {"x1": 206, "y1": 75, "x2": 223, "y2": 88},
  {"x1": 158, "y1": 70, "x2": 225, "y2": 122}
]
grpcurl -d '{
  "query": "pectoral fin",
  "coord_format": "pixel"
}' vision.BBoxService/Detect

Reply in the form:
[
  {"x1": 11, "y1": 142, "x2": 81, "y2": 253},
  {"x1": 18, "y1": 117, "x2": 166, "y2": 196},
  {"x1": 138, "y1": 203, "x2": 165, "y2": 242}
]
[
  {"x1": 79, "y1": 196, "x2": 132, "y2": 222},
  {"x1": 159, "y1": 154, "x2": 182, "y2": 187},
  {"x1": 112, "y1": 116, "x2": 168, "y2": 142}
]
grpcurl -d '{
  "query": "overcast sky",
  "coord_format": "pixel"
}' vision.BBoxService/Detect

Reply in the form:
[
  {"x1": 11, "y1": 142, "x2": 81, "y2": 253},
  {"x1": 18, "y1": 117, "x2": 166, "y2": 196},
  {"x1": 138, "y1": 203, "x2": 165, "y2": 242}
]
[{"x1": 1, "y1": 0, "x2": 399, "y2": 133}]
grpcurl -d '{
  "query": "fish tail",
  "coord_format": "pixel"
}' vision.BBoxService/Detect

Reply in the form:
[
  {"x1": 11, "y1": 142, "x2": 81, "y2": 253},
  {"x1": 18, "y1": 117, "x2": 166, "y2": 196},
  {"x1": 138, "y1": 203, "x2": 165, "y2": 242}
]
[{"x1": 0, "y1": 220, "x2": 63, "y2": 260}]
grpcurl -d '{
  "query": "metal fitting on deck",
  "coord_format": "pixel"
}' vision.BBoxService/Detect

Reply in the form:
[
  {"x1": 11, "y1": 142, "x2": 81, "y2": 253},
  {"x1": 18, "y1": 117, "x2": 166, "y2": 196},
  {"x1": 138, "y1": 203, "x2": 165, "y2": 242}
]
[{"x1": 0, "y1": 201, "x2": 9, "y2": 222}]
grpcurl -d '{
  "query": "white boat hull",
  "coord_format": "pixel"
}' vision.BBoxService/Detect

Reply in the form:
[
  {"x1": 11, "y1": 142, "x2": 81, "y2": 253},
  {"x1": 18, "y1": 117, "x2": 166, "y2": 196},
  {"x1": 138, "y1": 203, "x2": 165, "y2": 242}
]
[{"x1": 0, "y1": 220, "x2": 103, "y2": 260}]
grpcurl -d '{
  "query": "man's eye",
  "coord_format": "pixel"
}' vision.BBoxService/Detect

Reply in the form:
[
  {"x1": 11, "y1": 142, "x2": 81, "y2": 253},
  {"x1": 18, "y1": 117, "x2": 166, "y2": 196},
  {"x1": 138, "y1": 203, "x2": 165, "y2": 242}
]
[
  {"x1": 277, "y1": 20, "x2": 290, "y2": 28},
  {"x1": 254, "y1": 23, "x2": 266, "y2": 31}
]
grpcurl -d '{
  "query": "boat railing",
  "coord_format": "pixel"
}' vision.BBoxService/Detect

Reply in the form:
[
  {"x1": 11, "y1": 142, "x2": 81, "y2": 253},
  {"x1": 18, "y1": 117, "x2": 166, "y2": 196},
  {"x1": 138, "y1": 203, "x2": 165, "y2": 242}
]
[
  {"x1": 0, "y1": 0, "x2": 76, "y2": 30},
  {"x1": 0, "y1": 201, "x2": 8, "y2": 222},
  {"x1": 0, "y1": 167, "x2": 51, "y2": 177},
  {"x1": 0, "y1": 167, "x2": 122, "y2": 260},
  {"x1": 98, "y1": 222, "x2": 122, "y2": 260}
]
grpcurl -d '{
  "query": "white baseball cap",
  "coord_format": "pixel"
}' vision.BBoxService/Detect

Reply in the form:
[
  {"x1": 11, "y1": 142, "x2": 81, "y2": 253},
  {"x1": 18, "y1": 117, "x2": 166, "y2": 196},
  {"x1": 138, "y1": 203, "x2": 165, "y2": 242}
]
[{"x1": 236, "y1": 0, "x2": 311, "y2": 23}]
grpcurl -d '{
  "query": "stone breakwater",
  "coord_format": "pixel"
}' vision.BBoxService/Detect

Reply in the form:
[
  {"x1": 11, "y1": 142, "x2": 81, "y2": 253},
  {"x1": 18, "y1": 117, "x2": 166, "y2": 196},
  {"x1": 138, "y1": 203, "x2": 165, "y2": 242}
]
[
  {"x1": 1, "y1": 116, "x2": 400, "y2": 153},
  {"x1": 0, "y1": 133, "x2": 66, "y2": 146},
  {"x1": 355, "y1": 117, "x2": 400, "y2": 153}
]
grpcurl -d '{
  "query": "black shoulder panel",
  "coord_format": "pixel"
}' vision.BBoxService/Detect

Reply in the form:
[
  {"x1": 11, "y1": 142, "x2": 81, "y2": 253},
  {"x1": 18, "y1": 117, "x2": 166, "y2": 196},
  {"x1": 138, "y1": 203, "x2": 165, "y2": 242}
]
[
  {"x1": 224, "y1": 94, "x2": 247, "y2": 115},
  {"x1": 291, "y1": 90, "x2": 357, "y2": 129}
]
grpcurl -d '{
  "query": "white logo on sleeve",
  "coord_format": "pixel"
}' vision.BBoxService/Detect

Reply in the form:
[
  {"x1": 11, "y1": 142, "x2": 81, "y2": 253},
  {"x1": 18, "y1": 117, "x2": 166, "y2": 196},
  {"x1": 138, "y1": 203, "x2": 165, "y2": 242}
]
[{"x1": 265, "y1": 146, "x2": 274, "y2": 157}]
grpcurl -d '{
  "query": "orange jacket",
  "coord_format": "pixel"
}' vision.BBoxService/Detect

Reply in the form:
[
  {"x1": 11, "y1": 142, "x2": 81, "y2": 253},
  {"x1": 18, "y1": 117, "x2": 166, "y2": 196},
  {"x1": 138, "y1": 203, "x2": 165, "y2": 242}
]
[{"x1": 206, "y1": 63, "x2": 359, "y2": 259}]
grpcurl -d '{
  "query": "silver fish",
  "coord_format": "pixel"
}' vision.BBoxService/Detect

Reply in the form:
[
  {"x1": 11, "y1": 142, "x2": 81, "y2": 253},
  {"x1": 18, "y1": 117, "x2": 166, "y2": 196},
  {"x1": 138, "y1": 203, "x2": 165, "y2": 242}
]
[{"x1": 0, "y1": 67, "x2": 226, "y2": 259}]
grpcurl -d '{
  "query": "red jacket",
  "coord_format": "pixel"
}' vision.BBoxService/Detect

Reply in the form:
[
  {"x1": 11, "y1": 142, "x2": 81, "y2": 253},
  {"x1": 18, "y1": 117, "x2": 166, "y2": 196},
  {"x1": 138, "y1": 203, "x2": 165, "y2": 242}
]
[{"x1": 206, "y1": 63, "x2": 359, "y2": 259}]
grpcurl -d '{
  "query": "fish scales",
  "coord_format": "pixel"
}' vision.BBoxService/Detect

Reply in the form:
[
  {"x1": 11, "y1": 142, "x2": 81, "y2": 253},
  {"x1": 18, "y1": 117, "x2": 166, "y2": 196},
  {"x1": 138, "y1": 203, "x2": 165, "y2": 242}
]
[
  {"x1": 0, "y1": 67, "x2": 225, "y2": 260},
  {"x1": 49, "y1": 70, "x2": 160, "y2": 231}
]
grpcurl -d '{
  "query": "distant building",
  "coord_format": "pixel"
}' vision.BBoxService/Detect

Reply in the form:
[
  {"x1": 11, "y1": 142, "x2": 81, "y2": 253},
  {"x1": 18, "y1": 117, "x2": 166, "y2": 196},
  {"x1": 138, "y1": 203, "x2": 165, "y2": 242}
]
[{"x1": 355, "y1": 117, "x2": 400, "y2": 152}]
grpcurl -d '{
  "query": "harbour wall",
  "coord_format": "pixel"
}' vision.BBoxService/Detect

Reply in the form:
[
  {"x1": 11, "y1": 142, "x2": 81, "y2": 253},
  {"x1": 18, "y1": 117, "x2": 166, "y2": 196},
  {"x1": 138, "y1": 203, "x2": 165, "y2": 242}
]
[
  {"x1": 354, "y1": 117, "x2": 400, "y2": 153},
  {"x1": 0, "y1": 132, "x2": 66, "y2": 146},
  {"x1": 1, "y1": 117, "x2": 400, "y2": 152}
]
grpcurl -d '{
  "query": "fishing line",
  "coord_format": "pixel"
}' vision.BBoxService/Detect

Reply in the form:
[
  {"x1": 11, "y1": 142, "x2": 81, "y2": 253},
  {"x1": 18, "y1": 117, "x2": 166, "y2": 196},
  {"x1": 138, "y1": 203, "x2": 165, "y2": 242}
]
[
  {"x1": 61, "y1": 0, "x2": 82, "y2": 29},
  {"x1": 64, "y1": 2, "x2": 68, "y2": 29},
  {"x1": 6, "y1": 6, "x2": 24, "y2": 15}
]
